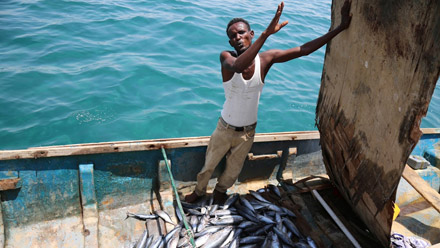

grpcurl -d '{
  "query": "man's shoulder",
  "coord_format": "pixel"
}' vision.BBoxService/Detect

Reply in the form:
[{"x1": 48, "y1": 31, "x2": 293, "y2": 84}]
[{"x1": 221, "y1": 50, "x2": 237, "y2": 57}]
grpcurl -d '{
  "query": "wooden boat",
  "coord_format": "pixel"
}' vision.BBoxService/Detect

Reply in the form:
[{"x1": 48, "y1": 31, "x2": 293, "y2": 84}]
[
  {"x1": 0, "y1": 129, "x2": 438, "y2": 247},
  {"x1": 316, "y1": 0, "x2": 440, "y2": 246},
  {"x1": 1, "y1": 1, "x2": 438, "y2": 247}
]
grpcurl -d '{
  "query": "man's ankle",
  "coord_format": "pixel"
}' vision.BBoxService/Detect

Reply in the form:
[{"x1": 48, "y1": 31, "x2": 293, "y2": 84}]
[
  {"x1": 213, "y1": 189, "x2": 228, "y2": 205},
  {"x1": 184, "y1": 191, "x2": 202, "y2": 203}
]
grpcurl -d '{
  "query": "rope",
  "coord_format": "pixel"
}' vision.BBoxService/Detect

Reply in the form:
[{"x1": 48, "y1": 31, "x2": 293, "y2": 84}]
[{"x1": 160, "y1": 147, "x2": 196, "y2": 247}]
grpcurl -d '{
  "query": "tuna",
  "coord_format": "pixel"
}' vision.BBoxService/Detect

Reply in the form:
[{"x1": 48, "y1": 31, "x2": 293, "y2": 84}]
[{"x1": 129, "y1": 186, "x2": 306, "y2": 248}]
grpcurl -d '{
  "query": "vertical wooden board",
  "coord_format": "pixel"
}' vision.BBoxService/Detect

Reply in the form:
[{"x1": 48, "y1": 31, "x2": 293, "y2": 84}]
[{"x1": 316, "y1": 0, "x2": 440, "y2": 246}]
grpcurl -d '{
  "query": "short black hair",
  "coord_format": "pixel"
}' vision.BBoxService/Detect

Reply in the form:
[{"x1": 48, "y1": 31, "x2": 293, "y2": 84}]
[{"x1": 226, "y1": 18, "x2": 251, "y2": 35}]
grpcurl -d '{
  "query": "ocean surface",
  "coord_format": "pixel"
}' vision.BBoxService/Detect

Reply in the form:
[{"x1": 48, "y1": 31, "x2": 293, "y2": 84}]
[{"x1": 1, "y1": 0, "x2": 439, "y2": 150}]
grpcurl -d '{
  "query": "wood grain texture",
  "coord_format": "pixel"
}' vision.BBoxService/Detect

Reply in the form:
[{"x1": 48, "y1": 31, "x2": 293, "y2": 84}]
[
  {"x1": 316, "y1": 0, "x2": 440, "y2": 246},
  {"x1": 402, "y1": 165, "x2": 440, "y2": 213}
]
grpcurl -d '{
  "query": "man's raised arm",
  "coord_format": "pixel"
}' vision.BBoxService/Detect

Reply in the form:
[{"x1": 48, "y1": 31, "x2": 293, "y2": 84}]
[
  {"x1": 221, "y1": 2, "x2": 288, "y2": 73},
  {"x1": 268, "y1": 0, "x2": 352, "y2": 64}
]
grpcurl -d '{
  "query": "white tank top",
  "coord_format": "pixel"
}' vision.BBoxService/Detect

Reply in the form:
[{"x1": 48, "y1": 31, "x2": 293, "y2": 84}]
[{"x1": 221, "y1": 54, "x2": 264, "y2": 127}]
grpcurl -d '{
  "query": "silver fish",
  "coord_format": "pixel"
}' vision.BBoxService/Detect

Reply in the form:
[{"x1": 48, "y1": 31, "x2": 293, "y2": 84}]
[
  {"x1": 273, "y1": 226, "x2": 296, "y2": 247},
  {"x1": 194, "y1": 225, "x2": 224, "y2": 238},
  {"x1": 262, "y1": 202, "x2": 283, "y2": 212},
  {"x1": 268, "y1": 184, "x2": 282, "y2": 198},
  {"x1": 190, "y1": 215, "x2": 199, "y2": 231},
  {"x1": 210, "y1": 215, "x2": 244, "y2": 225},
  {"x1": 281, "y1": 224, "x2": 288, "y2": 236},
  {"x1": 227, "y1": 228, "x2": 242, "y2": 248},
  {"x1": 210, "y1": 209, "x2": 237, "y2": 217},
  {"x1": 264, "y1": 210, "x2": 276, "y2": 218},
  {"x1": 201, "y1": 226, "x2": 233, "y2": 248},
  {"x1": 208, "y1": 204, "x2": 219, "y2": 214},
  {"x1": 186, "y1": 208, "x2": 204, "y2": 216},
  {"x1": 126, "y1": 212, "x2": 157, "y2": 221},
  {"x1": 166, "y1": 229, "x2": 180, "y2": 248},
  {"x1": 197, "y1": 215, "x2": 209, "y2": 233},
  {"x1": 239, "y1": 236, "x2": 265, "y2": 245},
  {"x1": 307, "y1": 236, "x2": 318, "y2": 248},
  {"x1": 135, "y1": 229, "x2": 149, "y2": 248},
  {"x1": 257, "y1": 188, "x2": 267, "y2": 194},
  {"x1": 237, "y1": 220, "x2": 255, "y2": 229},
  {"x1": 271, "y1": 231, "x2": 281, "y2": 248},
  {"x1": 220, "y1": 228, "x2": 236, "y2": 247},
  {"x1": 283, "y1": 218, "x2": 303, "y2": 239},
  {"x1": 154, "y1": 210, "x2": 175, "y2": 225},
  {"x1": 275, "y1": 212, "x2": 283, "y2": 230},
  {"x1": 249, "y1": 190, "x2": 271, "y2": 204},
  {"x1": 144, "y1": 236, "x2": 154, "y2": 248},
  {"x1": 149, "y1": 236, "x2": 164, "y2": 248},
  {"x1": 228, "y1": 237, "x2": 239, "y2": 248},
  {"x1": 200, "y1": 206, "x2": 208, "y2": 215},
  {"x1": 248, "y1": 199, "x2": 267, "y2": 211},
  {"x1": 164, "y1": 225, "x2": 181, "y2": 243},
  {"x1": 233, "y1": 228, "x2": 242, "y2": 238},
  {"x1": 239, "y1": 245, "x2": 258, "y2": 248},
  {"x1": 177, "y1": 235, "x2": 190, "y2": 247},
  {"x1": 235, "y1": 201, "x2": 257, "y2": 218},
  {"x1": 243, "y1": 224, "x2": 265, "y2": 234},
  {"x1": 180, "y1": 243, "x2": 193, "y2": 248},
  {"x1": 175, "y1": 206, "x2": 184, "y2": 223},
  {"x1": 236, "y1": 207, "x2": 259, "y2": 223},
  {"x1": 208, "y1": 194, "x2": 214, "y2": 206},
  {"x1": 257, "y1": 214, "x2": 275, "y2": 224},
  {"x1": 240, "y1": 196, "x2": 256, "y2": 214},
  {"x1": 195, "y1": 232, "x2": 211, "y2": 247},
  {"x1": 281, "y1": 206, "x2": 296, "y2": 218},
  {"x1": 291, "y1": 241, "x2": 309, "y2": 248},
  {"x1": 261, "y1": 235, "x2": 272, "y2": 248},
  {"x1": 222, "y1": 193, "x2": 239, "y2": 209},
  {"x1": 254, "y1": 223, "x2": 274, "y2": 236}
]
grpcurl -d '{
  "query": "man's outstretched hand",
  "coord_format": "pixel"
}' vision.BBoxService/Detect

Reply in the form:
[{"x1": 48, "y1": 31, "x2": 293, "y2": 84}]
[
  {"x1": 263, "y1": 2, "x2": 289, "y2": 37},
  {"x1": 340, "y1": 0, "x2": 352, "y2": 30}
]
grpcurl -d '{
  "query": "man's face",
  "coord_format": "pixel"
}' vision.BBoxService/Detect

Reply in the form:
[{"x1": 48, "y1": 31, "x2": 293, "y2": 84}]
[{"x1": 227, "y1": 22, "x2": 254, "y2": 53}]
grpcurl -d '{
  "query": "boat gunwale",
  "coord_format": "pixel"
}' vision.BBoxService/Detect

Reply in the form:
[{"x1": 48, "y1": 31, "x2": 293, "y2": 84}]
[
  {"x1": 0, "y1": 131, "x2": 321, "y2": 161},
  {"x1": 1, "y1": 128, "x2": 437, "y2": 161}
]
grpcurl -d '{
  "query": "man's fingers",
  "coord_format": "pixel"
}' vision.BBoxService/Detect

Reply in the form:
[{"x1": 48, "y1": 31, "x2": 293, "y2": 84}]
[
  {"x1": 276, "y1": 3, "x2": 281, "y2": 14},
  {"x1": 276, "y1": 2, "x2": 284, "y2": 16}
]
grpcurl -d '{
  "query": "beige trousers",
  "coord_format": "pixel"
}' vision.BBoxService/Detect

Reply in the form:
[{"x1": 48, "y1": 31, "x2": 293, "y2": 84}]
[{"x1": 195, "y1": 118, "x2": 255, "y2": 195}]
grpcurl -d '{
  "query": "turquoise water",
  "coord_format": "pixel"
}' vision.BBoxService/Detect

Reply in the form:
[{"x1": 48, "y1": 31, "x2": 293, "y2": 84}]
[{"x1": 1, "y1": 0, "x2": 439, "y2": 150}]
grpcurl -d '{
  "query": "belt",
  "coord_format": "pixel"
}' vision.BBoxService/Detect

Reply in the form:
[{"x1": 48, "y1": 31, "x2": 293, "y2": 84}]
[{"x1": 219, "y1": 117, "x2": 256, "y2": 132}]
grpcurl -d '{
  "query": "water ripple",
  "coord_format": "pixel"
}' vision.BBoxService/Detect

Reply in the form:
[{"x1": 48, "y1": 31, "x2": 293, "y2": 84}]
[{"x1": 0, "y1": 0, "x2": 438, "y2": 149}]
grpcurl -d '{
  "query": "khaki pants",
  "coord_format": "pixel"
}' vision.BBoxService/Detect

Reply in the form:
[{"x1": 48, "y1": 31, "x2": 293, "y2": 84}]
[{"x1": 195, "y1": 118, "x2": 255, "y2": 195}]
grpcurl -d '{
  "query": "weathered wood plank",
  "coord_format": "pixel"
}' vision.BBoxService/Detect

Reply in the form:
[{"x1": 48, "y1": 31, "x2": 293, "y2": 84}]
[
  {"x1": 0, "y1": 131, "x2": 319, "y2": 161},
  {"x1": 0, "y1": 178, "x2": 21, "y2": 191},
  {"x1": 402, "y1": 165, "x2": 440, "y2": 213},
  {"x1": 316, "y1": 0, "x2": 440, "y2": 246}
]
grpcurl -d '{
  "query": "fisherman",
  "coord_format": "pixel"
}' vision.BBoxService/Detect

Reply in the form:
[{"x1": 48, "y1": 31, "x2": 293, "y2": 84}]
[{"x1": 185, "y1": 1, "x2": 352, "y2": 204}]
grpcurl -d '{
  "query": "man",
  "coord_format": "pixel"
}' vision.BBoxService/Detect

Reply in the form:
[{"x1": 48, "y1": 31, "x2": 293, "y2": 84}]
[{"x1": 185, "y1": 1, "x2": 352, "y2": 204}]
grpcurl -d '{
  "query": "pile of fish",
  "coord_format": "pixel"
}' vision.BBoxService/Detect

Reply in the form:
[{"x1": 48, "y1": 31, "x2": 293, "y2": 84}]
[{"x1": 127, "y1": 184, "x2": 317, "y2": 248}]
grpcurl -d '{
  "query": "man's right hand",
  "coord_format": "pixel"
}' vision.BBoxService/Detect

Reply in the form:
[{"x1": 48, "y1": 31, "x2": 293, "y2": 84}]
[
  {"x1": 340, "y1": 0, "x2": 352, "y2": 30},
  {"x1": 263, "y1": 2, "x2": 289, "y2": 37}
]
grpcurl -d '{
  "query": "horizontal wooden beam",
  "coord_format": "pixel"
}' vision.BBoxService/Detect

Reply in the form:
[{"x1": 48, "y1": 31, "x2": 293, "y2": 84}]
[
  {"x1": 402, "y1": 164, "x2": 440, "y2": 213},
  {"x1": 0, "y1": 131, "x2": 320, "y2": 161},
  {"x1": 0, "y1": 128, "x2": 435, "y2": 161},
  {"x1": 421, "y1": 128, "x2": 440, "y2": 134}
]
